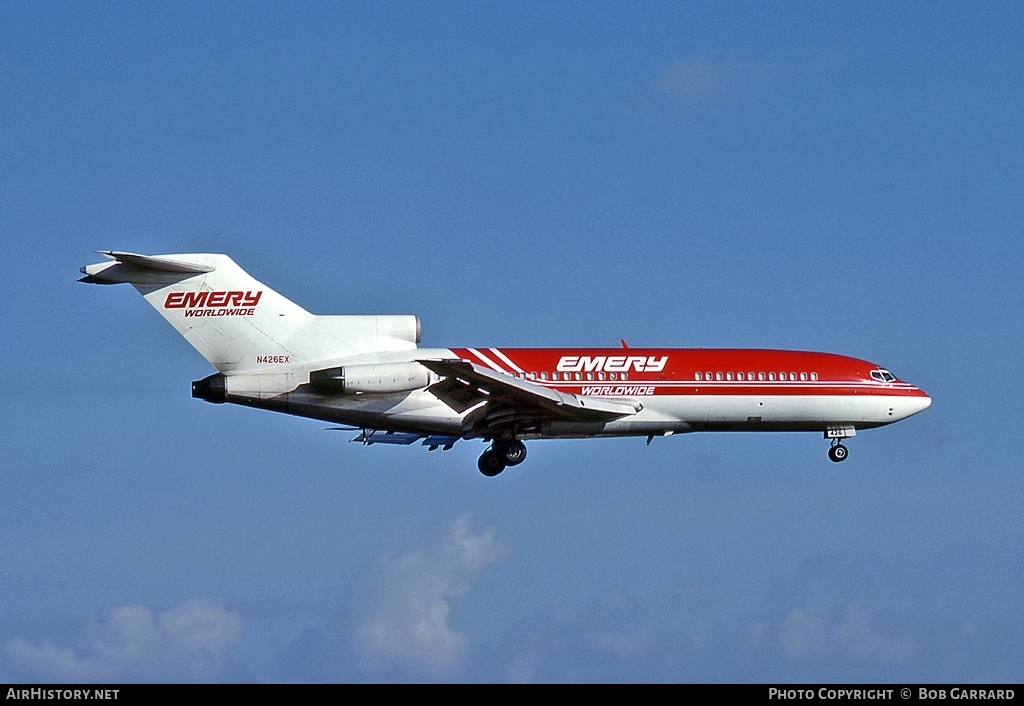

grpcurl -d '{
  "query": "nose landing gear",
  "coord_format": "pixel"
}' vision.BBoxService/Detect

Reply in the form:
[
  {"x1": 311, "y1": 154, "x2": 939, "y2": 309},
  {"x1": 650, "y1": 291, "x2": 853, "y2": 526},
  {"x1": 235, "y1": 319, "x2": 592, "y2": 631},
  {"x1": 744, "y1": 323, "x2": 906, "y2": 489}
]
[
  {"x1": 825, "y1": 427, "x2": 855, "y2": 463},
  {"x1": 828, "y1": 440, "x2": 849, "y2": 463},
  {"x1": 477, "y1": 440, "x2": 527, "y2": 477}
]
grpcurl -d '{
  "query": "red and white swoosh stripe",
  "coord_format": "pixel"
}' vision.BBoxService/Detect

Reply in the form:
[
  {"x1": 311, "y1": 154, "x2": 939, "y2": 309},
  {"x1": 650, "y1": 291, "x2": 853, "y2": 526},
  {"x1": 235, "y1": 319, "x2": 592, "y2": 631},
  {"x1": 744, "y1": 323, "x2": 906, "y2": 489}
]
[
  {"x1": 465, "y1": 347, "x2": 509, "y2": 374},
  {"x1": 488, "y1": 347, "x2": 524, "y2": 374}
]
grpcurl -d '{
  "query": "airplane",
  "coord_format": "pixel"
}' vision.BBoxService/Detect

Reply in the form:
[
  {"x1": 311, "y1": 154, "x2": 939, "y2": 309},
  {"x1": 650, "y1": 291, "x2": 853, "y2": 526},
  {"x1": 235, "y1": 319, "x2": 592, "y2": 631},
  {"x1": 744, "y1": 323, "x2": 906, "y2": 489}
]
[{"x1": 80, "y1": 251, "x2": 931, "y2": 476}]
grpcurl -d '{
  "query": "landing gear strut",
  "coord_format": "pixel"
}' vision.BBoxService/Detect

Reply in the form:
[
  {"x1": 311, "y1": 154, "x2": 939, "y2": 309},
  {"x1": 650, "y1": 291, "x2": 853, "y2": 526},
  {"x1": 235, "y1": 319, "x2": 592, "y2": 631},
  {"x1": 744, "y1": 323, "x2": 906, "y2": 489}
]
[
  {"x1": 825, "y1": 427, "x2": 854, "y2": 463},
  {"x1": 477, "y1": 440, "x2": 527, "y2": 477},
  {"x1": 828, "y1": 440, "x2": 848, "y2": 463}
]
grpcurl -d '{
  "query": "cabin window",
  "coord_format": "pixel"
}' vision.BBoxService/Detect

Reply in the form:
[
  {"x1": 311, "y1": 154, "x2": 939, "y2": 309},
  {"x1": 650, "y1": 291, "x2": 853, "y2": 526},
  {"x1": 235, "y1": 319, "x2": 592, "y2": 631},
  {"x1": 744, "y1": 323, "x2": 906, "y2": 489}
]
[
  {"x1": 800, "y1": 372, "x2": 808, "y2": 381},
  {"x1": 586, "y1": 372, "x2": 594, "y2": 381},
  {"x1": 575, "y1": 372, "x2": 582, "y2": 381},
  {"x1": 529, "y1": 372, "x2": 537, "y2": 380},
  {"x1": 726, "y1": 372, "x2": 734, "y2": 381},
  {"x1": 758, "y1": 372, "x2": 765, "y2": 381},
  {"x1": 695, "y1": 372, "x2": 703, "y2": 381},
  {"x1": 811, "y1": 372, "x2": 818, "y2": 381},
  {"x1": 737, "y1": 372, "x2": 745, "y2": 381},
  {"x1": 768, "y1": 372, "x2": 776, "y2": 381},
  {"x1": 716, "y1": 372, "x2": 723, "y2": 381},
  {"x1": 541, "y1": 372, "x2": 549, "y2": 380},
  {"x1": 609, "y1": 373, "x2": 618, "y2": 381},
  {"x1": 598, "y1": 372, "x2": 606, "y2": 380}
]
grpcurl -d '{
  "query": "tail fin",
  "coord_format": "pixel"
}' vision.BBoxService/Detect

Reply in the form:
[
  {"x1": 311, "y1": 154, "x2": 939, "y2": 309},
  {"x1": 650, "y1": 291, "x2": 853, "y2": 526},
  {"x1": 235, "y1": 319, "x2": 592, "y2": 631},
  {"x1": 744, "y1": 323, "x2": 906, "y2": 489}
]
[{"x1": 80, "y1": 251, "x2": 420, "y2": 372}]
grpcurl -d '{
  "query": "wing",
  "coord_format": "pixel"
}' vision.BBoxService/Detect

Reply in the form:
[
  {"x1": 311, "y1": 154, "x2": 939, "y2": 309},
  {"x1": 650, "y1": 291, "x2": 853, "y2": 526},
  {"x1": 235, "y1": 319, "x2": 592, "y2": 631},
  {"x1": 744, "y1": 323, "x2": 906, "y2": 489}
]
[
  {"x1": 419, "y1": 358, "x2": 641, "y2": 438},
  {"x1": 322, "y1": 427, "x2": 461, "y2": 451}
]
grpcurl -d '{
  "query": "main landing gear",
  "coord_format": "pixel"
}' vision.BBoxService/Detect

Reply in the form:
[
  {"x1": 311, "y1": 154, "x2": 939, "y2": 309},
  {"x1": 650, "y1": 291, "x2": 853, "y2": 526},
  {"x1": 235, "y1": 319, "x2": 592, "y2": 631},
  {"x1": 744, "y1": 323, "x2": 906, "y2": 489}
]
[{"x1": 477, "y1": 440, "x2": 527, "y2": 477}]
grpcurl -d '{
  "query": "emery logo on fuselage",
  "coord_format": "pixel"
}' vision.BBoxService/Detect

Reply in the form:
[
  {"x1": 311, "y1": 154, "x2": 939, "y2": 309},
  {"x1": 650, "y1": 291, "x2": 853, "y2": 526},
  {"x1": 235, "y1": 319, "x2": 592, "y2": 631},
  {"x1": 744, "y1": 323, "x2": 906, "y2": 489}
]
[
  {"x1": 164, "y1": 290, "x2": 262, "y2": 317},
  {"x1": 581, "y1": 385, "x2": 656, "y2": 396},
  {"x1": 557, "y1": 355, "x2": 668, "y2": 373}
]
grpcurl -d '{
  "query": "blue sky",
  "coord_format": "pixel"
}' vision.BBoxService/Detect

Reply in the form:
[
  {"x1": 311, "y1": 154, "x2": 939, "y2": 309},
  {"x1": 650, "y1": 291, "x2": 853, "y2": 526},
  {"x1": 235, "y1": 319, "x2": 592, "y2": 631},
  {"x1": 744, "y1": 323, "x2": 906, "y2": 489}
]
[{"x1": 1, "y1": 1, "x2": 1022, "y2": 683}]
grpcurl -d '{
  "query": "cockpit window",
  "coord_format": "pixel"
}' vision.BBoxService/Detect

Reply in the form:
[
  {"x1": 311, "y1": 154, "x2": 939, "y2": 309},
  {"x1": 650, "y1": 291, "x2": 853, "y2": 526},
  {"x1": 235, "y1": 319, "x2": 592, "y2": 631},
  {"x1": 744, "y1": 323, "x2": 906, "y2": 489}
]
[{"x1": 870, "y1": 369, "x2": 897, "y2": 383}]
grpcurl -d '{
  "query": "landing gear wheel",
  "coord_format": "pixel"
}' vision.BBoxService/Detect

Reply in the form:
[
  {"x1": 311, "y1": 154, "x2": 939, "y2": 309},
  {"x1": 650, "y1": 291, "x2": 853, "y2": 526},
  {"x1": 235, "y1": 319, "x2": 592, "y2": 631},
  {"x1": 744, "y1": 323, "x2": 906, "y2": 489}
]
[
  {"x1": 828, "y1": 443, "x2": 848, "y2": 463},
  {"x1": 502, "y1": 440, "x2": 527, "y2": 467},
  {"x1": 478, "y1": 449, "x2": 507, "y2": 477}
]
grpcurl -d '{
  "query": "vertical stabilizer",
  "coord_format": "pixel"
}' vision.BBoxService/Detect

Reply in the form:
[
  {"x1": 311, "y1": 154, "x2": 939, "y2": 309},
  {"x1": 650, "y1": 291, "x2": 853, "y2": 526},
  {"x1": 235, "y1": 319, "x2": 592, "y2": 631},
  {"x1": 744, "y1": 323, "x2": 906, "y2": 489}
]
[{"x1": 80, "y1": 252, "x2": 419, "y2": 372}]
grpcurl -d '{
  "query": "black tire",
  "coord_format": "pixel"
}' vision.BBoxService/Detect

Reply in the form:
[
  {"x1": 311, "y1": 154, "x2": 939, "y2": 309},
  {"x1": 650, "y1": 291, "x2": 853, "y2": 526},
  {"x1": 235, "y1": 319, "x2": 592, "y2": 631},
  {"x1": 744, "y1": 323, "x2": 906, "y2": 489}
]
[
  {"x1": 828, "y1": 444, "x2": 848, "y2": 463},
  {"x1": 503, "y1": 440, "x2": 527, "y2": 467},
  {"x1": 478, "y1": 450, "x2": 506, "y2": 476}
]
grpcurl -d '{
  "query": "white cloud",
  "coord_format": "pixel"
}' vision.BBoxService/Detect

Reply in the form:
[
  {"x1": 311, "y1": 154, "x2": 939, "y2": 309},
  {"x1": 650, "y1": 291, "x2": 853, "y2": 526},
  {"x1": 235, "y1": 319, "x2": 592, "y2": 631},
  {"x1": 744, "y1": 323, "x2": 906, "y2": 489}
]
[
  {"x1": 586, "y1": 628, "x2": 653, "y2": 661},
  {"x1": 350, "y1": 514, "x2": 504, "y2": 677},
  {"x1": 654, "y1": 56, "x2": 772, "y2": 108},
  {"x1": 5, "y1": 599, "x2": 242, "y2": 682},
  {"x1": 780, "y1": 605, "x2": 917, "y2": 663}
]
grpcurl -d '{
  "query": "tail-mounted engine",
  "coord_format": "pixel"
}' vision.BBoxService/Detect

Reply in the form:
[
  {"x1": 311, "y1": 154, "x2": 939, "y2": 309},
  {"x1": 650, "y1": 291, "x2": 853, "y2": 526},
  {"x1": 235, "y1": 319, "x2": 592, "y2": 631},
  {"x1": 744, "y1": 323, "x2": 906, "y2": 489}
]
[
  {"x1": 309, "y1": 362, "x2": 431, "y2": 394},
  {"x1": 192, "y1": 373, "x2": 227, "y2": 403}
]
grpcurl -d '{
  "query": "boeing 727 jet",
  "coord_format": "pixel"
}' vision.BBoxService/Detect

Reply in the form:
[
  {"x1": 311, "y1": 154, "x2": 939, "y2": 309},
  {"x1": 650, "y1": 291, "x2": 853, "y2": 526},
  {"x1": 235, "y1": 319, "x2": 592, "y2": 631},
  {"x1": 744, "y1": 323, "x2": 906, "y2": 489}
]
[{"x1": 80, "y1": 252, "x2": 931, "y2": 476}]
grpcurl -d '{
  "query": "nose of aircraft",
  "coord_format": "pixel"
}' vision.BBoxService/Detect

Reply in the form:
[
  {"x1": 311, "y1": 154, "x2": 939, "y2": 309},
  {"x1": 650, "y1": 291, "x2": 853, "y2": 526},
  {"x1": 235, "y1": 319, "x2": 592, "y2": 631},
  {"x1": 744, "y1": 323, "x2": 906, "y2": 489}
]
[{"x1": 897, "y1": 388, "x2": 931, "y2": 419}]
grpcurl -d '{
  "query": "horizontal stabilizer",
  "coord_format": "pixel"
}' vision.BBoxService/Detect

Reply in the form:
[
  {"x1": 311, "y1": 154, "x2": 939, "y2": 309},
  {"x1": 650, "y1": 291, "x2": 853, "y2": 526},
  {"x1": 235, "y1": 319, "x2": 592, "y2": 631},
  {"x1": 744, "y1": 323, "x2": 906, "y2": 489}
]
[
  {"x1": 97, "y1": 251, "x2": 215, "y2": 274},
  {"x1": 80, "y1": 251, "x2": 215, "y2": 283}
]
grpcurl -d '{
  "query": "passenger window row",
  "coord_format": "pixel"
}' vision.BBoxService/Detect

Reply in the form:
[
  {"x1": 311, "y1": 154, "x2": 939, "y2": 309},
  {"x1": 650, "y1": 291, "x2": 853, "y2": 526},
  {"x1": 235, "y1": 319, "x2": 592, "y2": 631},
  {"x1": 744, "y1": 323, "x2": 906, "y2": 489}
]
[
  {"x1": 520, "y1": 372, "x2": 629, "y2": 382},
  {"x1": 694, "y1": 371, "x2": 818, "y2": 382}
]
